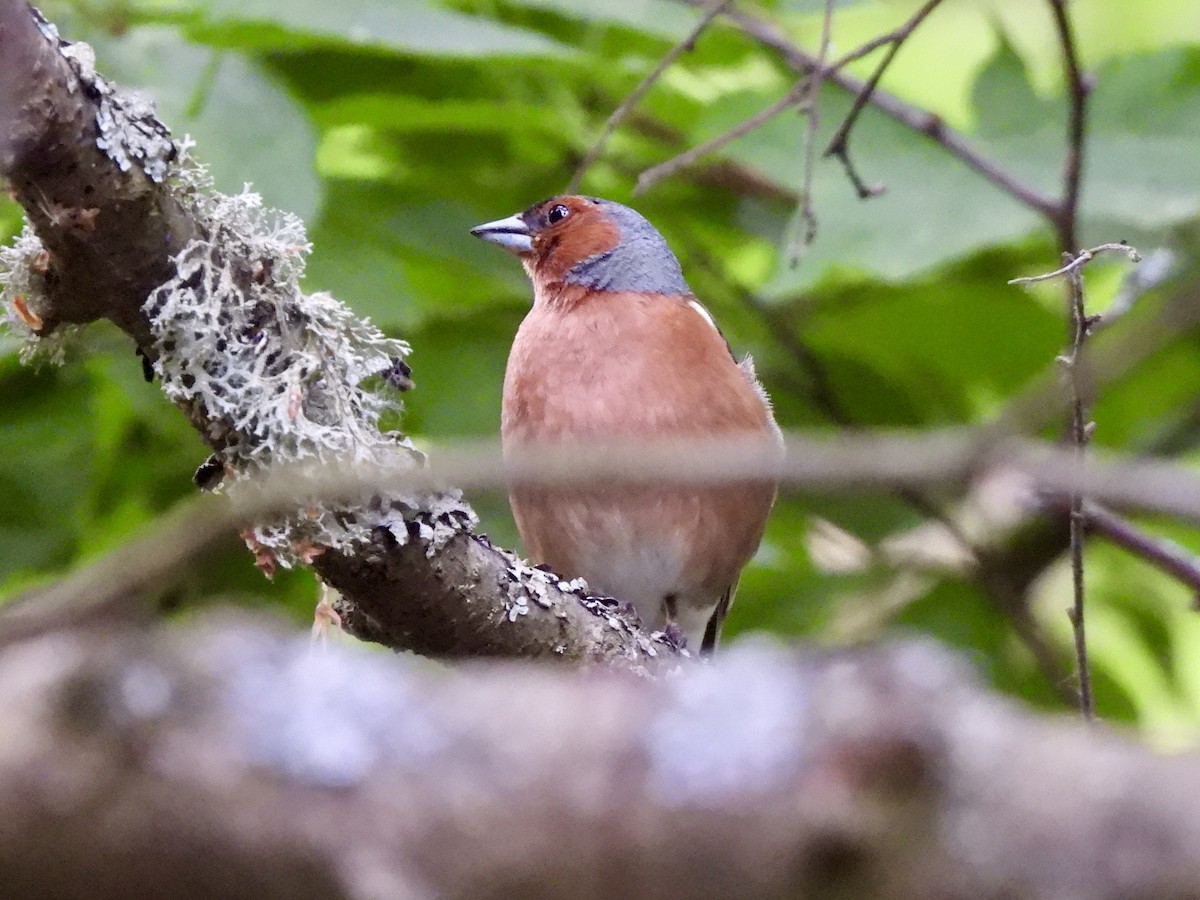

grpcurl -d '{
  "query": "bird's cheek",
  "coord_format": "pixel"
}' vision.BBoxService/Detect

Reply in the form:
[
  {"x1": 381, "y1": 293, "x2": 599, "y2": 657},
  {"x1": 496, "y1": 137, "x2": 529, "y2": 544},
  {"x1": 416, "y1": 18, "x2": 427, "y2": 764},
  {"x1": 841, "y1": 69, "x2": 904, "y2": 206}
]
[{"x1": 528, "y1": 237, "x2": 553, "y2": 275}]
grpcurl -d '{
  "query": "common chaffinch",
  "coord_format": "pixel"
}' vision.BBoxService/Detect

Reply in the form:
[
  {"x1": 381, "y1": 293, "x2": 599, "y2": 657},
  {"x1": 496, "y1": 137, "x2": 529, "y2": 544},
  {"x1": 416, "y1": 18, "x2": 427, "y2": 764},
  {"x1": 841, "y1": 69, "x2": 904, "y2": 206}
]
[{"x1": 472, "y1": 195, "x2": 779, "y2": 653}]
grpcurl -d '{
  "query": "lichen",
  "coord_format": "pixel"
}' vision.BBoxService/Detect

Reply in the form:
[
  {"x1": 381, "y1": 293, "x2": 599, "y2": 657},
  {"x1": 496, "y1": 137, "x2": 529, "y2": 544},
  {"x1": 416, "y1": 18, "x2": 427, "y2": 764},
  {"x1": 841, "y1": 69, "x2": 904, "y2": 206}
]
[
  {"x1": 483, "y1": 535, "x2": 672, "y2": 661},
  {"x1": 0, "y1": 19, "x2": 479, "y2": 569},
  {"x1": 0, "y1": 223, "x2": 80, "y2": 365},
  {"x1": 144, "y1": 149, "x2": 476, "y2": 566},
  {"x1": 1, "y1": 20, "x2": 177, "y2": 364},
  {"x1": 33, "y1": 14, "x2": 177, "y2": 183}
]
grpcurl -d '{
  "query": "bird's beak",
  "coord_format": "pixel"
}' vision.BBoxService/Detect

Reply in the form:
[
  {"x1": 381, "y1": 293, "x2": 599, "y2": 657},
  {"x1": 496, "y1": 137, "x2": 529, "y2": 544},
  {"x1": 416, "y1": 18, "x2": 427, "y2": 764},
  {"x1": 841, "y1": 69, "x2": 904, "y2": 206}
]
[{"x1": 471, "y1": 213, "x2": 534, "y2": 255}]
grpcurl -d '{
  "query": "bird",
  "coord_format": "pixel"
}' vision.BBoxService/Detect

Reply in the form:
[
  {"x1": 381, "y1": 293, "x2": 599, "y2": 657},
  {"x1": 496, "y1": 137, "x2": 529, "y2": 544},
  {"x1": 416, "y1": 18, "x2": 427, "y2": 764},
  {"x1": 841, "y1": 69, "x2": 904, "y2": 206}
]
[{"x1": 472, "y1": 195, "x2": 779, "y2": 654}]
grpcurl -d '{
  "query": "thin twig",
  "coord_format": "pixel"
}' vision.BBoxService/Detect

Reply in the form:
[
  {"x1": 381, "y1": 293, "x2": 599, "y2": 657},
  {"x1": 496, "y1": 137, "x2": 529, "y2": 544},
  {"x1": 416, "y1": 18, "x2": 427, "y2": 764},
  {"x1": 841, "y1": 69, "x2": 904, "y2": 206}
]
[
  {"x1": 1047, "y1": 0, "x2": 1090, "y2": 253},
  {"x1": 1064, "y1": 257, "x2": 1095, "y2": 720},
  {"x1": 672, "y1": 0, "x2": 1059, "y2": 217},
  {"x1": 820, "y1": 0, "x2": 946, "y2": 198},
  {"x1": 1008, "y1": 242, "x2": 1140, "y2": 285},
  {"x1": 1083, "y1": 502, "x2": 1200, "y2": 606},
  {"x1": 1011, "y1": 242, "x2": 1142, "y2": 720},
  {"x1": 790, "y1": 0, "x2": 835, "y2": 259},
  {"x1": 1012, "y1": 240, "x2": 1141, "y2": 718},
  {"x1": 636, "y1": 82, "x2": 808, "y2": 194},
  {"x1": 569, "y1": 0, "x2": 731, "y2": 193},
  {"x1": 1049, "y1": 2, "x2": 1092, "y2": 715},
  {"x1": 640, "y1": 0, "x2": 942, "y2": 199}
]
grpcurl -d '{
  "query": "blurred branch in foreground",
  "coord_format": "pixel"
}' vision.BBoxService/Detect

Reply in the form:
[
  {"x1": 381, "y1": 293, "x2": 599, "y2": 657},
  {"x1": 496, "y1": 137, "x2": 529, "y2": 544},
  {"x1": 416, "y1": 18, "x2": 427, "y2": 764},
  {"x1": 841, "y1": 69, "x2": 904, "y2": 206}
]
[
  {"x1": 8, "y1": 429, "x2": 1200, "y2": 656},
  {"x1": 3, "y1": 614, "x2": 1200, "y2": 900},
  {"x1": 3, "y1": 0, "x2": 1200, "y2": 681}
]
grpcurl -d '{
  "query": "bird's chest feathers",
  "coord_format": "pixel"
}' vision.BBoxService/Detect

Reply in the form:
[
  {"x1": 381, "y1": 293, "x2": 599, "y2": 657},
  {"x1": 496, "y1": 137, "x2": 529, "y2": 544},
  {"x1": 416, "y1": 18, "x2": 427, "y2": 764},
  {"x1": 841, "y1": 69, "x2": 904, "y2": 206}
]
[{"x1": 503, "y1": 293, "x2": 683, "y2": 440}]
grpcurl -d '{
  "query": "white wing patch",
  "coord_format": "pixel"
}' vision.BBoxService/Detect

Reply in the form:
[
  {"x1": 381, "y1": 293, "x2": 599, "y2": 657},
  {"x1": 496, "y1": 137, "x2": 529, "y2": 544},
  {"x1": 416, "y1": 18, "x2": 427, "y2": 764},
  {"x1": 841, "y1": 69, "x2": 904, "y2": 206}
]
[{"x1": 687, "y1": 299, "x2": 719, "y2": 332}]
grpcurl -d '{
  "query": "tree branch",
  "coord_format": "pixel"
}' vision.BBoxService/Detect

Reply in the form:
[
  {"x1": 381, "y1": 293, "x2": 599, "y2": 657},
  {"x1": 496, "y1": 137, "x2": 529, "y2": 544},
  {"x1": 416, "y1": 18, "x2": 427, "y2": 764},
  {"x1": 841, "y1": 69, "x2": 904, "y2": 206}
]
[
  {"x1": 822, "y1": 0, "x2": 946, "y2": 200},
  {"x1": 672, "y1": 0, "x2": 1059, "y2": 217},
  {"x1": 1083, "y1": 502, "x2": 1200, "y2": 606},
  {"x1": 6, "y1": 615, "x2": 1200, "y2": 899},
  {"x1": 0, "y1": 1, "x2": 195, "y2": 344},
  {"x1": 1047, "y1": 0, "x2": 1090, "y2": 253},
  {"x1": 1010, "y1": 242, "x2": 1142, "y2": 718}
]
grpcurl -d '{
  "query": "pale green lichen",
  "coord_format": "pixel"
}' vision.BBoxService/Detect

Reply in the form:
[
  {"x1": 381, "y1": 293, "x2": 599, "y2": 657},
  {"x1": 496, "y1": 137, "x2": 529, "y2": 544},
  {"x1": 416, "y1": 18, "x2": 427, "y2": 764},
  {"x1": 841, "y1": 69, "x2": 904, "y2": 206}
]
[
  {"x1": 0, "y1": 124, "x2": 476, "y2": 568},
  {"x1": 146, "y1": 149, "x2": 476, "y2": 565},
  {"x1": 0, "y1": 224, "x2": 58, "y2": 364},
  {"x1": 0, "y1": 23, "x2": 478, "y2": 568}
]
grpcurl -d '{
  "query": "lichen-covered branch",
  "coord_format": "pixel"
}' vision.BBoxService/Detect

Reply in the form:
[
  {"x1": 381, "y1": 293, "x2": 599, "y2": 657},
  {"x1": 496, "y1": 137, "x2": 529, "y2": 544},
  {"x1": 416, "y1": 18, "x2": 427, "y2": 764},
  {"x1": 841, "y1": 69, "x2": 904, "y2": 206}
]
[
  {"x1": 4, "y1": 615, "x2": 1200, "y2": 899},
  {"x1": 0, "y1": 2, "x2": 193, "y2": 346},
  {"x1": 0, "y1": 0, "x2": 673, "y2": 667}
]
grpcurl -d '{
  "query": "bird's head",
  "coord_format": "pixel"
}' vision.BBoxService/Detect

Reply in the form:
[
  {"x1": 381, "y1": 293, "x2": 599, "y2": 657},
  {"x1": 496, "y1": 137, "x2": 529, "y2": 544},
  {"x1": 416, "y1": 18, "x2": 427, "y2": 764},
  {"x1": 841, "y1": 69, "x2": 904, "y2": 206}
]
[{"x1": 471, "y1": 195, "x2": 690, "y2": 298}]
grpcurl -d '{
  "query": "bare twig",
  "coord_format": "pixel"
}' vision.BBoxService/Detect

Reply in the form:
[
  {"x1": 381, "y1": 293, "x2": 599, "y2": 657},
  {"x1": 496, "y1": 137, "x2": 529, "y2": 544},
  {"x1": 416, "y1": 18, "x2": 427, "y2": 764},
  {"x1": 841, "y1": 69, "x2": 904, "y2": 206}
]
[
  {"x1": 636, "y1": 82, "x2": 808, "y2": 194},
  {"x1": 673, "y1": 0, "x2": 1059, "y2": 217},
  {"x1": 641, "y1": 0, "x2": 949, "y2": 200},
  {"x1": 1047, "y1": 0, "x2": 1091, "y2": 252},
  {"x1": 823, "y1": 0, "x2": 947, "y2": 198},
  {"x1": 569, "y1": 0, "x2": 731, "y2": 193},
  {"x1": 1011, "y1": 242, "x2": 1141, "y2": 720},
  {"x1": 790, "y1": 0, "x2": 835, "y2": 259},
  {"x1": 1008, "y1": 243, "x2": 1141, "y2": 285},
  {"x1": 1083, "y1": 502, "x2": 1200, "y2": 606},
  {"x1": 1048, "y1": 4, "x2": 1093, "y2": 713},
  {"x1": 1064, "y1": 258, "x2": 1095, "y2": 720}
]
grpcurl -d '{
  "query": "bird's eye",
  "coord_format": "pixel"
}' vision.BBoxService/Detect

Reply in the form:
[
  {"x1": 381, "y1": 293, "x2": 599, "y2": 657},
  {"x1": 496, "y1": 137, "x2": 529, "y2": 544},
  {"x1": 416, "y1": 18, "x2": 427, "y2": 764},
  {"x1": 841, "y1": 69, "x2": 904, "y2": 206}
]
[{"x1": 546, "y1": 204, "x2": 570, "y2": 225}]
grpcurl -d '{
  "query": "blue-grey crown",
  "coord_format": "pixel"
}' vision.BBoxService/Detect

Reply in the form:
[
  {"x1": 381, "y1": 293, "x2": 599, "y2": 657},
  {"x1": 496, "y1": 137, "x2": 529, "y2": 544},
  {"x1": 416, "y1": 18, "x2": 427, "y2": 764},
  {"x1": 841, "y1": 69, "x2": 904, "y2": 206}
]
[{"x1": 563, "y1": 199, "x2": 691, "y2": 296}]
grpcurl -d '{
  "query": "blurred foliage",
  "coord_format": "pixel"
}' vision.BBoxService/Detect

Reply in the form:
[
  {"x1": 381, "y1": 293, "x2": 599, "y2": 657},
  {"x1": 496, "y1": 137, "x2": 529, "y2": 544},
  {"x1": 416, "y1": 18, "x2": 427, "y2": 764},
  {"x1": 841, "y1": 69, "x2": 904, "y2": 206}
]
[{"x1": 3, "y1": 0, "x2": 1200, "y2": 740}]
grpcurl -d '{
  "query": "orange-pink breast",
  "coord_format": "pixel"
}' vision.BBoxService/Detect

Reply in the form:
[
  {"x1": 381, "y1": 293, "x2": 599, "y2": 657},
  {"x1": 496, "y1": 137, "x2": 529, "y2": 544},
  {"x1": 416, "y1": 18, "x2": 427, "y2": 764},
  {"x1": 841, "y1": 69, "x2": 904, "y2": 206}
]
[{"x1": 501, "y1": 285, "x2": 778, "y2": 627}]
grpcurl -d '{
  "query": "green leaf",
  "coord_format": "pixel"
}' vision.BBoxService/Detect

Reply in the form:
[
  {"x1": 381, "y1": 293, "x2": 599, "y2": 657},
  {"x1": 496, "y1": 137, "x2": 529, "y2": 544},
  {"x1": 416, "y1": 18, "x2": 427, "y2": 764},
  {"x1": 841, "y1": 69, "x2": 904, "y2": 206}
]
[
  {"x1": 307, "y1": 180, "x2": 530, "y2": 329},
  {"x1": 495, "y1": 0, "x2": 699, "y2": 40},
  {"x1": 1083, "y1": 48, "x2": 1200, "y2": 236},
  {"x1": 0, "y1": 362, "x2": 97, "y2": 590},
  {"x1": 185, "y1": 0, "x2": 569, "y2": 57},
  {"x1": 689, "y1": 83, "x2": 1046, "y2": 295}
]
